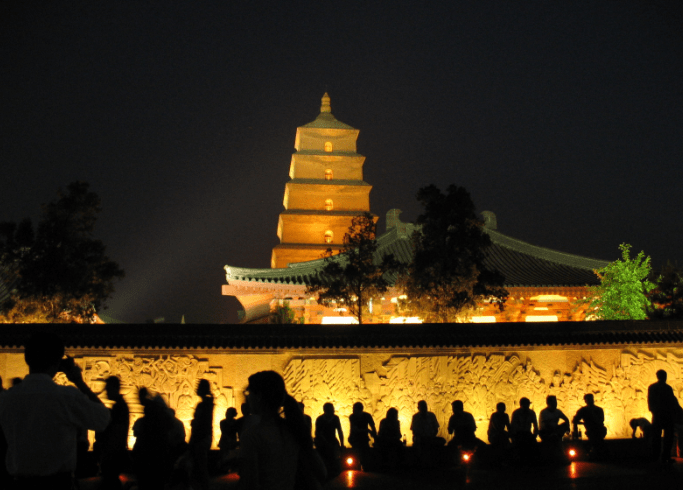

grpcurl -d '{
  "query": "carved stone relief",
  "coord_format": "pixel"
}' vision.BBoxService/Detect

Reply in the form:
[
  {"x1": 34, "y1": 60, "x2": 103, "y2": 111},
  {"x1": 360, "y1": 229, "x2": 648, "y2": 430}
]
[
  {"x1": 284, "y1": 351, "x2": 683, "y2": 444},
  {"x1": 58, "y1": 355, "x2": 234, "y2": 449}
]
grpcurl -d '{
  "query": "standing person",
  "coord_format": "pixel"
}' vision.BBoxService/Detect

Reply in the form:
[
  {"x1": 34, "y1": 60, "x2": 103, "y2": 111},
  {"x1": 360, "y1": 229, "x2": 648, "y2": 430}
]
[
  {"x1": 132, "y1": 389, "x2": 176, "y2": 490},
  {"x1": 190, "y1": 379, "x2": 214, "y2": 490},
  {"x1": 315, "y1": 402, "x2": 344, "y2": 477},
  {"x1": 448, "y1": 400, "x2": 477, "y2": 449},
  {"x1": 0, "y1": 332, "x2": 110, "y2": 490},
  {"x1": 96, "y1": 376, "x2": 130, "y2": 490},
  {"x1": 240, "y1": 371, "x2": 325, "y2": 490},
  {"x1": 648, "y1": 369, "x2": 679, "y2": 463},
  {"x1": 348, "y1": 402, "x2": 377, "y2": 470},
  {"x1": 299, "y1": 402, "x2": 313, "y2": 438}
]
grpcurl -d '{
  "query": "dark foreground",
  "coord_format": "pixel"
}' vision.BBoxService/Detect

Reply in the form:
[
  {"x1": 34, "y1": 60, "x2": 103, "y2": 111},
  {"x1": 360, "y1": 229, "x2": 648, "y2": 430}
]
[{"x1": 76, "y1": 458, "x2": 683, "y2": 490}]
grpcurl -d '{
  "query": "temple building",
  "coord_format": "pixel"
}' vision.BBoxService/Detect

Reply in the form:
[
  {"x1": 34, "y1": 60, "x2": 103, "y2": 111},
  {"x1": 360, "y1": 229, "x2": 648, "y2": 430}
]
[
  {"x1": 271, "y1": 93, "x2": 374, "y2": 268},
  {"x1": 223, "y1": 94, "x2": 610, "y2": 324}
]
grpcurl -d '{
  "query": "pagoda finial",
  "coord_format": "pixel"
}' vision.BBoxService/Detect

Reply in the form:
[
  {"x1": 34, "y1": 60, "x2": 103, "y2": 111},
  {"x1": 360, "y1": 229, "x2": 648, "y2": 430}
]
[{"x1": 321, "y1": 92, "x2": 331, "y2": 113}]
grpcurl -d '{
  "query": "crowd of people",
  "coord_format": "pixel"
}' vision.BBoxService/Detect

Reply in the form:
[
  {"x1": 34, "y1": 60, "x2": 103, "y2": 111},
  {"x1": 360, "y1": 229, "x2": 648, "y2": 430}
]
[{"x1": 0, "y1": 332, "x2": 680, "y2": 490}]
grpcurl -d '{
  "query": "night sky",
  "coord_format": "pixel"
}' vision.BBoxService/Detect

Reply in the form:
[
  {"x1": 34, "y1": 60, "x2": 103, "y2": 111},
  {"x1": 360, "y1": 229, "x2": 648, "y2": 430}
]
[{"x1": 1, "y1": 2, "x2": 681, "y2": 324}]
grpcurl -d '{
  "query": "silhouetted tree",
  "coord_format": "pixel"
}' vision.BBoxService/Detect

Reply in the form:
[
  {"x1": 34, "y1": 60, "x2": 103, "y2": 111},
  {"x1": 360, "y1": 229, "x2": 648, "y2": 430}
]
[
  {"x1": 581, "y1": 243, "x2": 654, "y2": 320},
  {"x1": 398, "y1": 185, "x2": 507, "y2": 322},
  {"x1": 306, "y1": 213, "x2": 400, "y2": 324},
  {"x1": 648, "y1": 262, "x2": 683, "y2": 320},
  {"x1": 0, "y1": 182, "x2": 124, "y2": 323}
]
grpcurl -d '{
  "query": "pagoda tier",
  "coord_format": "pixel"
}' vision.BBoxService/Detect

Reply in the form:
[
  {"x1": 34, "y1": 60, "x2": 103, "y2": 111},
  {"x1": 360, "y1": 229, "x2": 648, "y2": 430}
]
[{"x1": 271, "y1": 93, "x2": 374, "y2": 269}]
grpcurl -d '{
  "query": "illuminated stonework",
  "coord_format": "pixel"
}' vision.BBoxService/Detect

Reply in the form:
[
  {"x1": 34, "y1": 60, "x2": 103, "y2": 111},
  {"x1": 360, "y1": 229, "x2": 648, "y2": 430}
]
[
  {"x1": 284, "y1": 349, "x2": 683, "y2": 444},
  {"x1": 271, "y1": 93, "x2": 374, "y2": 268},
  {"x1": 3, "y1": 334, "x2": 683, "y2": 447},
  {"x1": 57, "y1": 354, "x2": 233, "y2": 449}
]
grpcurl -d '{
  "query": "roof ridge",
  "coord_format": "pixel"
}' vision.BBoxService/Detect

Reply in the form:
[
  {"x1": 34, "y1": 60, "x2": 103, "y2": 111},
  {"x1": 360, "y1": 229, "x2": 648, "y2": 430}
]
[{"x1": 485, "y1": 228, "x2": 609, "y2": 270}]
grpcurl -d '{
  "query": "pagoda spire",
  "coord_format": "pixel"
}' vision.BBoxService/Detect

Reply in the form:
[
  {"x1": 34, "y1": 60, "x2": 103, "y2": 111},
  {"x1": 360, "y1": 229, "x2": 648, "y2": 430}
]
[{"x1": 321, "y1": 92, "x2": 331, "y2": 113}]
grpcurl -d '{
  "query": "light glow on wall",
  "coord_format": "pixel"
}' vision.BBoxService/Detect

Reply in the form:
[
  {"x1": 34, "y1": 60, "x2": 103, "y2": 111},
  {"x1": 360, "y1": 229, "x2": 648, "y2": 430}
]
[
  {"x1": 525, "y1": 315, "x2": 558, "y2": 322},
  {"x1": 471, "y1": 316, "x2": 497, "y2": 323},
  {"x1": 321, "y1": 316, "x2": 359, "y2": 324},
  {"x1": 389, "y1": 316, "x2": 422, "y2": 324}
]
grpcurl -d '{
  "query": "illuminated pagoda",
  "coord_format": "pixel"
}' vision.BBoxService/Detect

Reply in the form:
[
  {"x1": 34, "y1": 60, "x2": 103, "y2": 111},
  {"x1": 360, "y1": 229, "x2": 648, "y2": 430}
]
[
  {"x1": 271, "y1": 93, "x2": 374, "y2": 269},
  {"x1": 223, "y1": 94, "x2": 609, "y2": 324}
]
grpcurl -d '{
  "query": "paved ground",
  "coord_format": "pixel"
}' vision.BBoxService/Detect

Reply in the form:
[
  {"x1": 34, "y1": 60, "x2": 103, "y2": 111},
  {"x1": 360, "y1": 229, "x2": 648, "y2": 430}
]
[{"x1": 78, "y1": 459, "x2": 683, "y2": 490}]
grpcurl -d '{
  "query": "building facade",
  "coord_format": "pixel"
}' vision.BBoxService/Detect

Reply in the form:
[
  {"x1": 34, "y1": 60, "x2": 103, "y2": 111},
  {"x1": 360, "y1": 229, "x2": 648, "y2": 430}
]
[
  {"x1": 223, "y1": 94, "x2": 610, "y2": 324},
  {"x1": 271, "y1": 93, "x2": 374, "y2": 268}
]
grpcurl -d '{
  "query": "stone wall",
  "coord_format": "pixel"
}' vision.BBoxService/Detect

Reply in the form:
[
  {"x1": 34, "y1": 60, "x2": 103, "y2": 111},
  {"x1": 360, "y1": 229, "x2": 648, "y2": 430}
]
[{"x1": 1, "y1": 344, "x2": 681, "y2": 447}]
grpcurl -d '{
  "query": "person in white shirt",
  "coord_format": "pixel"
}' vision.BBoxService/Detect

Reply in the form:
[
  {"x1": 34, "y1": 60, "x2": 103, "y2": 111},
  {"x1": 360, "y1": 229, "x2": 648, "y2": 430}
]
[{"x1": 0, "y1": 332, "x2": 110, "y2": 490}]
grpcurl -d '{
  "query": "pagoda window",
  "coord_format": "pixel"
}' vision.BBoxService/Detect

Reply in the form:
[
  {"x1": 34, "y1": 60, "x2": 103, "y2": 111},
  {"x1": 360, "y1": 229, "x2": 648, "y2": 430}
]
[
  {"x1": 324, "y1": 141, "x2": 333, "y2": 152},
  {"x1": 325, "y1": 169, "x2": 333, "y2": 180},
  {"x1": 325, "y1": 199, "x2": 333, "y2": 211},
  {"x1": 324, "y1": 230, "x2": 333, "y2": 243}
]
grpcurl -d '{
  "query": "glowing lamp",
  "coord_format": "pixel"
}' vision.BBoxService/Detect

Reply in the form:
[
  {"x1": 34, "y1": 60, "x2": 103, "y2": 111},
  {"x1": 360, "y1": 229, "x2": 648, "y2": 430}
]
[
  {"x1": 568, "y1": 449, "x2": 577, "y2": 457},
  {"x1": 346, "y1": 457, "x2": 354, "y2": 466},
  {"x1": 462, "y1": 453, "x2": 471, "y2": 462}
]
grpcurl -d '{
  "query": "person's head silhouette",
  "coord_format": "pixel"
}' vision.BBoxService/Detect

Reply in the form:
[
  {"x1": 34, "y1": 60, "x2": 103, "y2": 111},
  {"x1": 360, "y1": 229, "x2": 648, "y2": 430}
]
[
  {"x1": 417, "y1": 400, "x2": 427, "y2": 413},
  {"x1": 584, "y1": 394, "x2": 595, "y2": 406}
]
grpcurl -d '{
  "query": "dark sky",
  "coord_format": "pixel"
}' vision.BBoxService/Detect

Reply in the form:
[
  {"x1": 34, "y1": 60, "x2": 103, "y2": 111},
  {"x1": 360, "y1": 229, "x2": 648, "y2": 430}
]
[{"x1": 1, "y1": 1, "x2": 681, "y2": 324}]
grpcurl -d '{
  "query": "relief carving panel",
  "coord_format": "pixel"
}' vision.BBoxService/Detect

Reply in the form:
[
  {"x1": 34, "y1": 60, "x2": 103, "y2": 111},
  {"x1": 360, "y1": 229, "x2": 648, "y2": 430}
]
[
  {"x1": 57, "y1": 355, "x2": 233, "y2": 449},
  {"x1": 284, "y1": 350, "x2": 683, "y2": 443}
]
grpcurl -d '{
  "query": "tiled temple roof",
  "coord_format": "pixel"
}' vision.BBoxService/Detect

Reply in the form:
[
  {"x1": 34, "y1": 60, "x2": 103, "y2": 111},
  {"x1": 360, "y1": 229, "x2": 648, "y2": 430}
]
[
  {"x1": 225, "y1": 212, "x2": 609, "y2": 289},
  {"x1": 1, "y1": 322, "x2": 682, "y2": 350}
]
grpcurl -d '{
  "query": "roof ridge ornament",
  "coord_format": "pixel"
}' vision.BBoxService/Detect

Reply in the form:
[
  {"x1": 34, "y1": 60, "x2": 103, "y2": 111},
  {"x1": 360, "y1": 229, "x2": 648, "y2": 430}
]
[{"x1": 321, "y1": 92, "x2": 331, "y2": 113}]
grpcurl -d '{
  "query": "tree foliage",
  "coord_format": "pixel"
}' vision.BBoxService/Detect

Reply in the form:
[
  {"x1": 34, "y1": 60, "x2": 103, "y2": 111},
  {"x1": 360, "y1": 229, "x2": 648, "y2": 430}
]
[
  {"x1": 269, "y1": 300, "x2": 298, "y2": 324},
  {"x1": 648, "y1": 262, "x2": 683, "y2": 320},
  {"x1": 0, "y1": 182, "x2": 124, "y2": 323},
  {"x1": 306, "y1": 212, "x2": 400, "y2": 324},
  {"x1": 583, "y1": 243, "x2": 654, "y2": 320},
  {"x1": 398, "y1": 185, "x2": 507, "y2": 323}
]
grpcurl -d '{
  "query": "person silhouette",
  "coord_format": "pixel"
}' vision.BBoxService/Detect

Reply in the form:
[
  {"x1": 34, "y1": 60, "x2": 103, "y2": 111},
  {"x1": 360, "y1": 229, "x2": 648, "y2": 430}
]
[
  {"x1": 299, "y1": 402, "x2": 313, "y2": 437},
  {"x1": 0, "y1": 332, "x2": 110, "y2": 490},
  {"x1": 240, "y1": 371, "x2": 325, "y2": 490},
  {"x1": 488, "y1": 402, "x2": 511, "y2": 450},
  {"x1": 410, "y1": 400, "x2": 439, "y2": 448},
  {"x1": 190, "y1": 379, "x2": 214, "y2": 490},
  {"x1": 411, "y1": 400, "x2": 441, "y2": 468},
  {"x1": 510, "y1": 397, "x2": 538, "y2": 462},
  {"x1": 648, "y1": 369, "x2": 680, "y2": 463},
  {"x1": 539, "y1": 395, "x2": 570, "y2": 442},
  {"x1": 376, "y1": 407, "x2": 403, "y2": 470},
  {"x1": 348, "y1": 402, "x2": 377, "y2": 470},
  {"x1": 448, "y1": 400, "x2": 477, "y2": 449},
  {"x1": 572, "y1": 394, "x2": 607, "y2": 457},
  {"x1": 95, "y1": 376, "x2": 130, "y2": 490},
  {"x1": 315, "y1": 402, "x2": 344, "y2": 476},
  {"x1": 132, "y1": 388, "x2": 176, "y2": 490},
  {"x1": 219, "y1": 407, "x2": 239, "y2": 452}
]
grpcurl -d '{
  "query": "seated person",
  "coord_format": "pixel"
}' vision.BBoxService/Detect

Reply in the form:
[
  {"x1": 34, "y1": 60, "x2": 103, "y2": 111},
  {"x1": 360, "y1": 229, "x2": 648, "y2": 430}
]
[
  {"x1": 448, "y1": 400, "x2": 477, "y2": 449},
  {"x1": 488, "y1": 402, "x2": 511, "y2": 447},
  {"x1": 539, "y1": 395, "x2": 570, "y2": 442},
  {"x1": 376, "y1": 408, "x2": 403, "y2": 470},
  {"x1": 510, "y1": 397, "x2": 538, "y2": 444},
  {"x1": 410, "y1": 400, "x2": 440, "y2": 448},
  {"x1": 572, "y1": 394, "x2": 607, "y2": 442}
]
